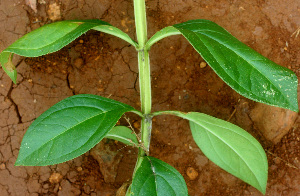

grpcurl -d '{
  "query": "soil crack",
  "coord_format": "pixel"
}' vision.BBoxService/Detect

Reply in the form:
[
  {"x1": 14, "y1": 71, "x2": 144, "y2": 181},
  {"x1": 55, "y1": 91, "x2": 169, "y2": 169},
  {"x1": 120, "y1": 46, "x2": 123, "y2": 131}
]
[{"x1": 7, "y1": 84, "x2": 22, "y2": 124}]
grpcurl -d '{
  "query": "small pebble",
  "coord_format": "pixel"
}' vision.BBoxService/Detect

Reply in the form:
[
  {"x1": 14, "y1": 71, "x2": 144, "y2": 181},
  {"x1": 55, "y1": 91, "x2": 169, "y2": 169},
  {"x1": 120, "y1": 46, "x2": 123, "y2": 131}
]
[
  {"x1": 0, "y1": 163, "x2": 6, "y2": 170},
  {"x1": 49, "y1": 172, "x2": 63, "y2": 184},
  {"x1": 133, "y1": 121, "x2": 140, "y2": 129},
  {"x1": 200, "y1": 62, "x2": 207, "y2": 68},
  {"x1": 186, "y1": 167, "x2": 198, "y2": 180},
  {"x1": 74, "y1": 58, "x2": 84, "y2": 69},
  {"x1": 77, "y1": 167, "x2": 83, "y2": 172}
]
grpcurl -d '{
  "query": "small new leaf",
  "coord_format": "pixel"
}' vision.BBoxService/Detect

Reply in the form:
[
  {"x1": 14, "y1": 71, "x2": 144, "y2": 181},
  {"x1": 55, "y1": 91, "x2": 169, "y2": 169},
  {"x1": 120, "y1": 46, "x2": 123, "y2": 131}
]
[
  {"x1": 131, "y1": 156, "x2": 188, "y2": 196},
  {"x1": 106, "y1": 126, "x2": 139, "y2": 146},
  {"x1": 15, "y1": 94, "x2": 135, "y2": 166}
]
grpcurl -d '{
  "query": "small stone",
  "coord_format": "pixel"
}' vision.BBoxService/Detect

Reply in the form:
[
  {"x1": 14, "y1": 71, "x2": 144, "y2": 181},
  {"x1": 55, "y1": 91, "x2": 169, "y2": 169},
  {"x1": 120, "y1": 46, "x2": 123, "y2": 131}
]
[
  {"x1": 200, "y1": 62, "x2": 207, "y2": 68},
  {"x1": 186, "y1": 167, "x2": 198, "y2": 180},
  {"x1": 0, "y1": 163, "x2": 6, "y2": 170},
  {"x1": 97, "y1": 88, "x2": 104, "y2": 92},
  {"x1": 74, "y1": 58, "x2": 84, "y2": 69},
  {"x1": 79, "y1": 40, "x2": 84, "y2": 44},
  {"x1": 49, "y1": 173, "x2": 63, "y2": 184},
  {"x1": 133, "y1": 121, "x2": 140, "y2": 129},
  {"x1": 76, "y1": 167, "x2": 82, "y2": 172},
  {"x1": 47, "y1": 2, "x2": 61, "y2": 21}
]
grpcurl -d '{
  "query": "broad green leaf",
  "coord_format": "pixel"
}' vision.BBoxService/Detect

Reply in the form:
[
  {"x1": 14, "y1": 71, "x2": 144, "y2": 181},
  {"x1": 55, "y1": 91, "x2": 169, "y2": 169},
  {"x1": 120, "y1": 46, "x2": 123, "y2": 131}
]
[
  {"x1": 148, "y1": 20, "x2": 298, "y2": 111},
  {"x1": 131, "y1": 156, "x2": 188, "y2": 196},
  {"x1": 105, "y1": 126, "x2": 139, "y2": 146},
  {"x1": 0, "y1": 19, "x2": 137, "y2": 83},
  {"x1": 15, "y1": 94, "x2": 135, "y2": 166},
  {"x1": 169, "y1": 111, "x2": 267, "y2": 194}
]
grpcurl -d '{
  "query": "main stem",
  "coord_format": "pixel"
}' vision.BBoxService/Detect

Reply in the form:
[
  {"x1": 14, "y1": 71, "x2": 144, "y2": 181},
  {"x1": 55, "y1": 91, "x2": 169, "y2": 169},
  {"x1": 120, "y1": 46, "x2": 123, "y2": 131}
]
[{"x1": 134, "y1": 0, "x2": 152, "y2": 157}]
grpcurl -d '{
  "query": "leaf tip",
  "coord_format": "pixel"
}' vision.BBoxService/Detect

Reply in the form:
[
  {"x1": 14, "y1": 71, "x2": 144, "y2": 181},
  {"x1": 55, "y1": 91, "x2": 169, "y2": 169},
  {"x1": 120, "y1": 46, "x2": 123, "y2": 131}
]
[
  {"x1": 14, "y1": 159, "x2": 22, "y2": 166},
  {"x1": 258, "y1": 185, "x2": 267, "y2": 195},
  {"x1": 1, "y1": 52, "x2": 17, "y2": 83}
]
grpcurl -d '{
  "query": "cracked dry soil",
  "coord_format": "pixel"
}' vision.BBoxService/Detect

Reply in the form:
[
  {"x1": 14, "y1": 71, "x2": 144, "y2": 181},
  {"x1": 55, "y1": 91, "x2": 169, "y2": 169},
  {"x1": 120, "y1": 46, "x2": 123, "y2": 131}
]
[{"x1": 0, "y1": 0, "x2": 300, "y2": 195}]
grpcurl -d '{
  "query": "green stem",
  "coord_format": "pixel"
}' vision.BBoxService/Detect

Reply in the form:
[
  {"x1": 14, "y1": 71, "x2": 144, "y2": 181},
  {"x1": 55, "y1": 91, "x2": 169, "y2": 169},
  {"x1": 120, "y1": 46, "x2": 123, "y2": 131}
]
[
  {"x1": 134, "y1": 0, "x2": 151, "y2": 156},
  {"x1": 134, "y1": 0, "x2": 148, "y2": 48},
  {"x1": 137, "y1": 50, "x2": 151, "y2": 115},
  {"x1": 131, "y1": 0, "x2": 152, "y2": 182}
]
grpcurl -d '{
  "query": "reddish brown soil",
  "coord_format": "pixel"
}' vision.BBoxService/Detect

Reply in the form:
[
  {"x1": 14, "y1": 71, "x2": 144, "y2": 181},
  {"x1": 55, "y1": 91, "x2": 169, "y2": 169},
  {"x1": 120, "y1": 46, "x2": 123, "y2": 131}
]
[{"x1": 0, "y1": 0, "x2": 299, "y2": 195}]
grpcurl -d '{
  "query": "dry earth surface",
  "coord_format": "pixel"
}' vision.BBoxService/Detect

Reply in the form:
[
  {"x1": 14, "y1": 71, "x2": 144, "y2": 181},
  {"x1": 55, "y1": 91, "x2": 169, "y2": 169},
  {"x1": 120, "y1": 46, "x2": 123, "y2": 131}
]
[{"x1": 0, "y1": 0, "x2": 300, "y2": 195}]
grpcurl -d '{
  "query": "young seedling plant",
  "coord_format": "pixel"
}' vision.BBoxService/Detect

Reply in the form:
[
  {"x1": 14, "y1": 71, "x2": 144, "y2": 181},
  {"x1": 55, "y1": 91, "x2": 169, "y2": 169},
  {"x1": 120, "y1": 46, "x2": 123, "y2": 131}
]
[{"x1": 0, "y1": 1, "x2": 298, "y2": 195}]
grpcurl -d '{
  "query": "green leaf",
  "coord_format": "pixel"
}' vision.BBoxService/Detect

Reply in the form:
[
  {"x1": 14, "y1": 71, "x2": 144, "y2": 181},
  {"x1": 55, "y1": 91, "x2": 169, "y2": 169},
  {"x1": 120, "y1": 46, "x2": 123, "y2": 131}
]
[
  {"x1": 15, "y1": 94, "x2": 135, "y2": 166},
  {"x1": 131, "y1": 156, "x2": 188, "y2": 196},
  {"x1": 3, "y1": 20, "x2": 108, "y2": 57},
  {"x1": 105, "y1": 126, "x2": 139, "y2": 146},
  {"x1": 169, "y1": 19, "x2": 298, "y2": 112},
  {"x1": 169, "y1": 111, "x2": 268, "y2": 194},
  {"x1": 0, "y1": 52, "x2": 17, "y2": 83},
  {"x1": 146, "y1": 26, "x2": 181, "y2": 49},
  {"x1": 0, "y1": 19, "x2": 137, "y2": 83},
  {"x1": 93, "y1": 25, "x2": 138, "y2": 47}
]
